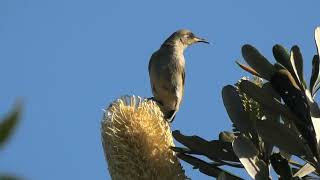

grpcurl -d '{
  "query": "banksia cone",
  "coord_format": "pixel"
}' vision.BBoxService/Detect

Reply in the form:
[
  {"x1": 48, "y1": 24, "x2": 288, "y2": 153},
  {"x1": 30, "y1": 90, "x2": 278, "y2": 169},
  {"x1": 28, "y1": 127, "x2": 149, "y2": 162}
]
[{"x1": 101, "y1": 95, "x2": 187, "y2": 180}]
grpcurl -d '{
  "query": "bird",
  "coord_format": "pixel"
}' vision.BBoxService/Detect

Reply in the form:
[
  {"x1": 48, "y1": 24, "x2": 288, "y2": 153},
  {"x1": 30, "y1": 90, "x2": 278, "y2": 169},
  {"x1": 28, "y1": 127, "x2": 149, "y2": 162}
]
[{"x1": 148, "y1": 29, "x2": 209, "y2": 123}]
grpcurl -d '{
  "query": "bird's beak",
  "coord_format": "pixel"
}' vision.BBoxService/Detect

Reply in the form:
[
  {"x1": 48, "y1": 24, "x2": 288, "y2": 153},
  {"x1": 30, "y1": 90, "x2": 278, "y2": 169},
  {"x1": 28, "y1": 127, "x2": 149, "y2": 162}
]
[{"x1": 194, "y1": 37, "x2": 209, "y2": 44}]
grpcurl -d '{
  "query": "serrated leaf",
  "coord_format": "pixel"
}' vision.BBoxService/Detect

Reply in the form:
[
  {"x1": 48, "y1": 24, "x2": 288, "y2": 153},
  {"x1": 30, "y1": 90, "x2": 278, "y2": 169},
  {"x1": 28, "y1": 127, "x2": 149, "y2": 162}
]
[
  {"x1": 255, "y1": 120, "x2": 307, "y2": 157},
  {"x1": 232, "y1": 135, "x2": 269, "y2": 180},
  {"x1": 222, "y1": 85, "x2": 253, "y2": 133},
  {"x1": 0, "y1": 101, "x2": 22, "y2": 148},
  {"x1": 172, "y1": 130, "x2": 239, "y2": 162},
  {"x1": 241, "y1": 44, "x2": 275, "y2": 80}
]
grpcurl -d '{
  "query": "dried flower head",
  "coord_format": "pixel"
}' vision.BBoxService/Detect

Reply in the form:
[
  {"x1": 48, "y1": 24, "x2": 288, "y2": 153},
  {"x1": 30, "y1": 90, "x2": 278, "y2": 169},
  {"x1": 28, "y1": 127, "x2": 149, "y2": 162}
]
[{"x1": 101, "y1": 95, "x2": 187, "y2": 180}]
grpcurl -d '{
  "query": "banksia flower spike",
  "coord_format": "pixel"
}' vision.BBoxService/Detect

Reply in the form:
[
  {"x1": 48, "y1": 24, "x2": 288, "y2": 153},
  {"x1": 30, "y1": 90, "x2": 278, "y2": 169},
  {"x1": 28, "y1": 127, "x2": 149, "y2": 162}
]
[{"x1": 101, "y1": 95, "x2": 187, "y2": 180}]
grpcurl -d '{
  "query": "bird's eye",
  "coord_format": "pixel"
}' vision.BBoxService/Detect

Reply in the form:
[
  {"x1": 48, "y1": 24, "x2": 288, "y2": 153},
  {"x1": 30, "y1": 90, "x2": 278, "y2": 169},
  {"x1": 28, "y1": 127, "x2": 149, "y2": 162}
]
[{"x1": 184, "y1": 33, "x2": 193, "y2": 38}]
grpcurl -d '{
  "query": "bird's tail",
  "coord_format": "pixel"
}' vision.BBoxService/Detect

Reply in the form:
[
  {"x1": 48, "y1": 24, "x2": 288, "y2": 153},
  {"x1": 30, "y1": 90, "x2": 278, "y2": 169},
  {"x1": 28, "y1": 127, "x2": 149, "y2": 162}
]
[
  {"x1": 165, "y1": 110, "x2": 177, "y2": 123},
  {"x1": 147, "y1": 97, "x2": 176, "y2": 123}
]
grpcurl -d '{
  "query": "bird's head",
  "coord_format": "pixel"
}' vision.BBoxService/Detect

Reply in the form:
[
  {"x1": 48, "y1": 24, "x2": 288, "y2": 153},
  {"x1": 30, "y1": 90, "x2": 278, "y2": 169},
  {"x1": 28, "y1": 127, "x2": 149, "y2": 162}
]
[{"x1": 163, "y1": 29, "x2": 209, "y2": 49}]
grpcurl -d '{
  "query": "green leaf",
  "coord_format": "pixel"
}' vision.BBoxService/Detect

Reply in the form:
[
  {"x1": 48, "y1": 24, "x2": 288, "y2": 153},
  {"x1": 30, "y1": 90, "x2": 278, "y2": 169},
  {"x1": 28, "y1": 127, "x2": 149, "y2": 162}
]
[
  {"x1": 293, "y1": 163, "x2": 315, "y2": 178},
  {"x1": 170, "y1": 146, "x2": 197, "y2": 154},
  {"x1": 235, "y1": 61, "x2": 261, "y2": 77},
  {"x1": 217, "y1": 171, "x2": 243, "y2": 180},
  {"x1": 260, "y1": 82, "x2": 281, "y2": 122},
  {"x1": 232, "y1": 134, "x2": 269, "y2": 180},
  {"x1": 310, "y1": 55, "x2": 320, "y2": 97},
  {"x1": 0, "y1": 175, "x2": 22, "y2": 180},
  {"x1": 241, "y1": 44, "x2": 275, "y2": 80},
  {"x1": 315, "y1": 27, "x2": 320, "y2": 59},
  {"x1": 0, "y1": 101, "x2": 22, "y2": 148},
  {"x1": 238, "y1": 80, "x2": 300, "y2": 126},
  {"x1": 219, "y1": 131, "x2": 236, "y2": 143},
  {"x1": 305, "y1": 89, "x2": 320, "y2": 162},
  {"x1": 270, "y1": 153, "x2": 292, "y2": 179},
  {"x1": 260, "y1": 83, "x2": 281, "y2": 157},
  {"x1": 274, "y1": 62, "x2": 287, "y2": 71},
  {"x1": 272, "y1": 44, "x2": 303, "y2": 90},
  {"x1": 172, "y1": 130, "x2": 239, "y2": 162},
  {"x1": 290, "y1": 46, "x2": 306, "y2": 89},
  {"x1": 270, "y1": 69, "x2": 320, "y2": 162},
  {"x1": 255, "y1": 119, "x2": 309, "y2": 158},
  {"x1": 176, "y1": 153, "x2": 243, "y2": 179},
  {"x1": 222, "y1": 85, "x2": 253, "y2": 133},
  {"x1": 272, "y1": 44, "x2": 291, "y2": 72}
]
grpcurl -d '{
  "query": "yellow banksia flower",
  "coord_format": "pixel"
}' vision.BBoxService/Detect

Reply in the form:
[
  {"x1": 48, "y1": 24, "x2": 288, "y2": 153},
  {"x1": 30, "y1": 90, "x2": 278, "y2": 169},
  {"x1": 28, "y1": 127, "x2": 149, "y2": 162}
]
[{"x1": 101, "y1": 95, "x2": 187, "y2": 180}]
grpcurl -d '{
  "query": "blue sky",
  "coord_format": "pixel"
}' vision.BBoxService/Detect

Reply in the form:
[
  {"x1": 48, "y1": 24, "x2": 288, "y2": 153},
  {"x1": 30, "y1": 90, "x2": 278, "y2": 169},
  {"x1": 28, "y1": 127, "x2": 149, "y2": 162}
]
[{"x1": 1, "y1": 1, "x2": 320, "y2": 179}]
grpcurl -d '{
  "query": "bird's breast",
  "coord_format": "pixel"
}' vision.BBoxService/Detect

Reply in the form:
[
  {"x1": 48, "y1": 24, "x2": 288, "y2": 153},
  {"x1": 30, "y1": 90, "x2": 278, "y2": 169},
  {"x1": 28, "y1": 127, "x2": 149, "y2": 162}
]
[{"x1": 169, "y1": 52, "x2": 185, "y2": 71}]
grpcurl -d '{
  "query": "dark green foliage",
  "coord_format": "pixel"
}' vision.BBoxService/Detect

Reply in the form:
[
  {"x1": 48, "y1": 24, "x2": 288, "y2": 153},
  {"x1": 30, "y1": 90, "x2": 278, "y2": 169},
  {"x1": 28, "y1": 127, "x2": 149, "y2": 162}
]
[
  {"x1": 310, "y1": 55, "x2": 320, "y2": 97},
  {"x1": 0, "y1": 101, "x2": 23, "y2": 180},
  {"x1": 241, "y1": 44, "x2": 275, "y2": 80},
  {"x1": 270, "y1": 153, "x2": 292, "y2": 180},
  {"x1": 0, "y1": 101, "x2": 22, "y2": 148},
  {"x1": 272, "y1": 44, "x2": 290, "y2": 70},
  {"x1": 172, "y1": 131, "x2": 243, "y2": 179},
  {"x1": 0, "y1": 174, "x2": 22, "y2": 180},
  {"x1": 173, "y1": 28, "x2": 320, "y2": 179}
]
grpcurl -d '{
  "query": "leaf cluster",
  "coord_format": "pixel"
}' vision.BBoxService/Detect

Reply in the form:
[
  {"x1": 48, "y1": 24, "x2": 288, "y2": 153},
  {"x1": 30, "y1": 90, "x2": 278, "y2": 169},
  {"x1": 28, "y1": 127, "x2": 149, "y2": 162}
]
[{"x1": 173, "y1": 28, "x2": 320, "y2": 180}]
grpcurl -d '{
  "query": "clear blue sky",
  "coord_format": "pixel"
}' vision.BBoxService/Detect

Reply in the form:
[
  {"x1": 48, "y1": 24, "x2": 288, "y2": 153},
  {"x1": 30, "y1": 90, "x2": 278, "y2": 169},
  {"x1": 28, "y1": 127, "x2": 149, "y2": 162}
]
[{"x1": 1, "y1": 1, "x2": 320, "y2": 179}]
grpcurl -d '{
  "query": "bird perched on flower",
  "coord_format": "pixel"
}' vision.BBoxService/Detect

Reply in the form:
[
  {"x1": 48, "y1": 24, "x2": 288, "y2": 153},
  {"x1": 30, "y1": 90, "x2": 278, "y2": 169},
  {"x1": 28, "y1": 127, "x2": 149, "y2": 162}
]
[{"x1": 148, "y1": 29, "x2": 209, "y2": 122}]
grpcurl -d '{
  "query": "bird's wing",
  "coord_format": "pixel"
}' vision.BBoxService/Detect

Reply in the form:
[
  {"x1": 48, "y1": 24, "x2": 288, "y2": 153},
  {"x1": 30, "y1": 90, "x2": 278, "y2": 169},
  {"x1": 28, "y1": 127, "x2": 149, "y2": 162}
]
[
  {"x1": 148, "y1": 54, "x2": 154, "y2": 74},
  {"x1": 148, "y1": 53, "x2": 156, "y2": 97},
  {"x1": 182, "y1": 68, "x2": 185, "y2": 87},
  {"x1": 181, "y1": 68, "x2": 185, "y2": 98}
]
